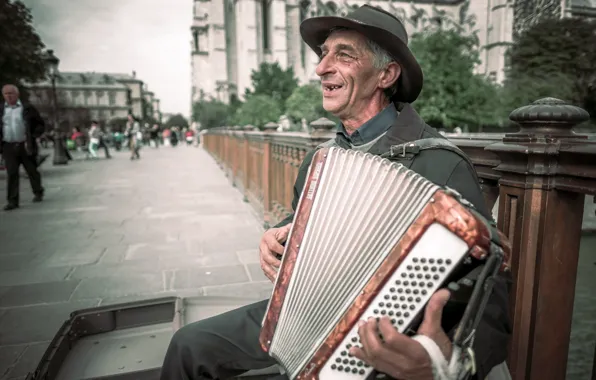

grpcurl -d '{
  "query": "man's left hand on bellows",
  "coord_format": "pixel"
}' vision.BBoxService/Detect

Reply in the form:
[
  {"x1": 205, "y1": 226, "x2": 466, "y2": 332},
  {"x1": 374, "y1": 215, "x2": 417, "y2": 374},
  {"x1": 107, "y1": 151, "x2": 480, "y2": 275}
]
[{"x1": 350, "y1": 289, "x2": 453, "y2": 380}]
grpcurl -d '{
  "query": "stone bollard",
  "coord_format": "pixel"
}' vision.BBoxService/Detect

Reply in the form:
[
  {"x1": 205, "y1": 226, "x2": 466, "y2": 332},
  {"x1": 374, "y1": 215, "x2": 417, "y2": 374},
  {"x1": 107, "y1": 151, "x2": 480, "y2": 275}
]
[
  {"x1": 309, "y1": 117, "x2": 336, "y2": 134},
  {"x1": 263, "y1": 121, "x2": 278, "y2": 133}
]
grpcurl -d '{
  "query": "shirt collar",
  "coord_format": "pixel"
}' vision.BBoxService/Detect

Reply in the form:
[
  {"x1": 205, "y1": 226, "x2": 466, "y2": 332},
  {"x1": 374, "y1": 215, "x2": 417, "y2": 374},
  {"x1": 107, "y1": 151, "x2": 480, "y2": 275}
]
[
  {"x1": 4, "y1": 100, "x2": 22, "y2": 109},
  {"x1": 337, "y1": 103, "x2": 398, "y2": 146}
]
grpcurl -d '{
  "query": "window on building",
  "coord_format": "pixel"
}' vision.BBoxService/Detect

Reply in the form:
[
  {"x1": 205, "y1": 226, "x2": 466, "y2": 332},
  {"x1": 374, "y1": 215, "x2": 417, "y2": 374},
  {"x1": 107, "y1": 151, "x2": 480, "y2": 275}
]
[
  {"x1": 261, "y1": 0, "x2": 271, "y2": 51},
  {"x1": 109, "y1": 92, "x2": 116, "y2": 106}
]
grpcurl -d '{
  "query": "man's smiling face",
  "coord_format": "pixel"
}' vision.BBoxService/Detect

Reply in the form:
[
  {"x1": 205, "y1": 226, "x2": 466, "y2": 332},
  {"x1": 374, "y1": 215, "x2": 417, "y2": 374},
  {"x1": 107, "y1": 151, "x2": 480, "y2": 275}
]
[{"x1": 316, "y1": 29, "x2": 381, "y2": 119}]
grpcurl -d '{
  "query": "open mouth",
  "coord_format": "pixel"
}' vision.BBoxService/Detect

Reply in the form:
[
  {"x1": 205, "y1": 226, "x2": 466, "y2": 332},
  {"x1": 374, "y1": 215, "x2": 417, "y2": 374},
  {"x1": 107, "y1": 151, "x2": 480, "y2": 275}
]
[{"x1": 323, "y1": 84, "x2": 343, "y2": 92}]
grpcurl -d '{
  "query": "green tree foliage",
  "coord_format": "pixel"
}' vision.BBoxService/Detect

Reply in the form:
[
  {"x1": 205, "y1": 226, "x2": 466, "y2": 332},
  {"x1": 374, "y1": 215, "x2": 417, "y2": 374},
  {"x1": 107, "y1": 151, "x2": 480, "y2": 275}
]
[
  {"x1": 192, "y1": 98, "x2": 230, "y2": 130},
  {"x1": 285, "y1": 84, "x2": 331, "y2": 123},
  {"x1": 246, "y1": 62, "x2": 299, "y2": 110},
  {"x1": 0, "y1": 1, "x2": 47, "y2": 88},
  {"x1": 165, "y1": 114, "x2": 189, "y2": 129},
  {"x1": 233, "y1": 95, "x2": 282, "y2": 128},
  {"x1": 410, "y1": 29, "x2": 501, "y2": 129},
  {"x1": 506, "y1": 17, "x2": 596, "y2": 118}
]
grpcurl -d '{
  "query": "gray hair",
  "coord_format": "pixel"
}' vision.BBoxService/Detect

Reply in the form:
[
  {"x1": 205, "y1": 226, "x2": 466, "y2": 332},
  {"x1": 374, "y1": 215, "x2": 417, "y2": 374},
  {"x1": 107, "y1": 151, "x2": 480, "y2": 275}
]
[{"x1": 328, "y1": 27, "x2": 399, "y2": 99}]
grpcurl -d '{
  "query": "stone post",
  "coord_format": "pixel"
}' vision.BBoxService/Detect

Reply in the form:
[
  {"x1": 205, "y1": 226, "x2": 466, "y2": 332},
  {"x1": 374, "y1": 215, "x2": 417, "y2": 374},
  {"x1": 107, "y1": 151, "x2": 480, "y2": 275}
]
[
  {"x1": 309, "y1": 117, "x2": 336, "y2": 149},
  {"x1": 263, "y1": 122, "x2": 278, "y2": 132},
  {"x1": 486, "y1": 98, "x2": 596, "y2": 380}
]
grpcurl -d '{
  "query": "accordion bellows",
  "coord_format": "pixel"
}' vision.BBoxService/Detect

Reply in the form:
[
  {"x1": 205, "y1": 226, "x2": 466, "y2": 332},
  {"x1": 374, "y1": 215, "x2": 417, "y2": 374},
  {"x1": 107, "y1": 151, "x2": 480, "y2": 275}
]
[{"x1": 260, "y1": 147, "x2": 494, "y2": 380}]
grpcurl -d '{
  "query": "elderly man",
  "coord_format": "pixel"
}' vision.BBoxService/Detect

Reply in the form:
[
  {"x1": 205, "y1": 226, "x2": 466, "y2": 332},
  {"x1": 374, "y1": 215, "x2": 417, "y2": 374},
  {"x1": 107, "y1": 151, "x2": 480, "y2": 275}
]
[
  {"x1": 1, "y1": 84, "x2": 45, "y2": 211},
  {"x1": 160, "y1": 6, "x2": 510, "y2": 380}
]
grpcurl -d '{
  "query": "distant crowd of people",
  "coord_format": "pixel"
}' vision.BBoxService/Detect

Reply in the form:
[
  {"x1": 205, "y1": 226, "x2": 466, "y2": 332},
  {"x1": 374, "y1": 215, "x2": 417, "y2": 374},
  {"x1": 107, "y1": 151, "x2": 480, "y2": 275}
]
[{"x1": 63, "y1": 115, "x2": 200, "y2": 162}]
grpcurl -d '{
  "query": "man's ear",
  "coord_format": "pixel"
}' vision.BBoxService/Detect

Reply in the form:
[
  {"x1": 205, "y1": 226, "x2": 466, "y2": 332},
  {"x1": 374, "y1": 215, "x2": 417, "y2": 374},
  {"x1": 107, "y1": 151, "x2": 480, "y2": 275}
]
[{"x1": 378, "y1": 62, "x2": 401, "y2": 90}]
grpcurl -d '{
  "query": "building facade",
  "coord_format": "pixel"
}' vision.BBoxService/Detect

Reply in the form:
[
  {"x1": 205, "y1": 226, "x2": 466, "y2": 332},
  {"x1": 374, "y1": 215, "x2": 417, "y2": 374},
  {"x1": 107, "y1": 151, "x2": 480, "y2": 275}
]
[
  {"x1": 190, "y1": 0, "x2": 596, "y2": 106},
  {"x1": 190, "y1": 0, "x2": 516, "y2": 104},
  {"x1": 27, "y1": 71, "x2": 162, "y2": 129}
]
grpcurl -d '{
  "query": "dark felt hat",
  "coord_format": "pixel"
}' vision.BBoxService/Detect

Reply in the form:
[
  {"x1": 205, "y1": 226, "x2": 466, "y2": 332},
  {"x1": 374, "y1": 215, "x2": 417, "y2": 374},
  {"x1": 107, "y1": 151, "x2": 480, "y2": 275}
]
[{"x1": 300, "y1": 5, "x2": 423, "y2": 104}]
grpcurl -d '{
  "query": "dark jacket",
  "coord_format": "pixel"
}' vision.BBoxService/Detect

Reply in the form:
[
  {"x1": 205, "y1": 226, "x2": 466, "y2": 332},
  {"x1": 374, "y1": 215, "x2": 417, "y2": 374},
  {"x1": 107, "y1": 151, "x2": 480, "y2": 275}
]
[
  {"x1": 275, "y1": 103, "x2": 511, "y2": 379},
  {"x1": 0, "y1": 102, "x2": 46, "y2": 156}
]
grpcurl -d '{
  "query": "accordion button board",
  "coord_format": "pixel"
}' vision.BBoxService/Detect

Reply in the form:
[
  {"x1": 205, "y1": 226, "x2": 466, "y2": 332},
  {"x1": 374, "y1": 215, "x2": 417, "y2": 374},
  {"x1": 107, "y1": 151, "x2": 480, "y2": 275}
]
[{"x1": 317, "y1": 223, "x2": 469, "y2": 380}]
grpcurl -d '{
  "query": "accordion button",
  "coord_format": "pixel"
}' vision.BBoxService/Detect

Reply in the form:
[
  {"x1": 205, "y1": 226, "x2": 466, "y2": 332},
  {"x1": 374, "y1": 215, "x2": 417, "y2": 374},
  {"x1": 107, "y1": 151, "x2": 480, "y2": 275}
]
[
  {"x1": 429, "y1": 259, "x2": 435, "y2": 264},
  {"x1": 331, "y1": 364, "x2": 337, "y2": 370},
  {"x1": 437, "y1": 259, "x2": 444, "y2": 264},
  {"x1": 337, "y1": 366, "x2": 343, "y2": 371},
  {"x1": 446, "y1": 259, "x2": 452, "y2": 265},
  {"x1": 359, "y1": 369, "x2": 366, "y2": 375}
]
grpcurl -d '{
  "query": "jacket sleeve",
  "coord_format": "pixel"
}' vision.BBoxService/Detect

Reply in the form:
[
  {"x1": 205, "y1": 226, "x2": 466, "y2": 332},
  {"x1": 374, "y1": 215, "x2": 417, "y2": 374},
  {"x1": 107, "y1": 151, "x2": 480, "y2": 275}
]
[
  {"x1": 444, "y1": 158, "x2": 512, "y2": 380},
  {"x1": 272, "y1": 149, "x2": 317, "y2": 229}
]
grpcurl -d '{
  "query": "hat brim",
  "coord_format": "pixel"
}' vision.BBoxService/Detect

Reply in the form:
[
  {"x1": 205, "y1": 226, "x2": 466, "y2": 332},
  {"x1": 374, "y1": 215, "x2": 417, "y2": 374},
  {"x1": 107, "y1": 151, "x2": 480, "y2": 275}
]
[{"x1": 300, "y1": 16, "x2": 423, "y2": 104}]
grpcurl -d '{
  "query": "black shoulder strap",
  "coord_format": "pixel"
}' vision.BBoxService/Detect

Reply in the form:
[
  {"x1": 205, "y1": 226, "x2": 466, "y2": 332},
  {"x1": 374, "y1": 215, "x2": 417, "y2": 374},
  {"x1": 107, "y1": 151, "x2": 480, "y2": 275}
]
[{"x1": 382, "y1": 137, "x2": 476, "y2": 169}]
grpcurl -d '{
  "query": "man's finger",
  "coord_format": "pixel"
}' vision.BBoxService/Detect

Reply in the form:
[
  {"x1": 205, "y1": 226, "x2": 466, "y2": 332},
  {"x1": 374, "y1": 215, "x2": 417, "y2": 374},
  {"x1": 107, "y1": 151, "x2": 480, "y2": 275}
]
[
  {"x1": 265, "y1": 233, "x2": 286, "y2": 255},
  {"x1": 260, "y1": 243, "x2": 281, "y2": 267},
  {"x1": 275, "y1": 223, "x2": 292, "y2": 242},
  {"x1": 376, "y1": 317, "x2": 411, "y2": 350},
  {"x1": 259, "y1": 257, "x2": 277, "y2": 282},
  {"x1": 418, "y1": 289, "x2": 450, "y2": 335}
]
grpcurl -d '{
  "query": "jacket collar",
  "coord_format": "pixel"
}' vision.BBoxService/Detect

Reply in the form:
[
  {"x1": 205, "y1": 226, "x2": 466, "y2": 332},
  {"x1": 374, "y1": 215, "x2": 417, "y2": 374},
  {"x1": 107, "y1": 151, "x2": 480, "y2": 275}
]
[{"x1": 357, "y1": 103, "x2": 427, "y2": 155}]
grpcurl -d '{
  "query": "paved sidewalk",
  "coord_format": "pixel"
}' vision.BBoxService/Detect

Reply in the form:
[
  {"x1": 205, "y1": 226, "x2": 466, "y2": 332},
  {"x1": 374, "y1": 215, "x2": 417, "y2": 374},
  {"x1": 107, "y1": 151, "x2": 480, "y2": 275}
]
[{"x1": 0, "y1": 146, "x2": 271, "y2": 379}]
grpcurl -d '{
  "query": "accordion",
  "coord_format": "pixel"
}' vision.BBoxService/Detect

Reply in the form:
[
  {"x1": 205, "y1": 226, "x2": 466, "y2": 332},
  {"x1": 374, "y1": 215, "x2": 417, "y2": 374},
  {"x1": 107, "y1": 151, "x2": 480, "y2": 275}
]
[{"x1": 260, "y1": 147, "x2": 509, "y2": 380}]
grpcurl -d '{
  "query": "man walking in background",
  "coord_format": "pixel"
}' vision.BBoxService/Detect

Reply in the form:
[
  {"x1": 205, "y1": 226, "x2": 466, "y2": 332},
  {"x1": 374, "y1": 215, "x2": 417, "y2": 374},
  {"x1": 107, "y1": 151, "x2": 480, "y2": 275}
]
[{"x1": 0, "y1": 84, "x2": 45, "y2": 211}]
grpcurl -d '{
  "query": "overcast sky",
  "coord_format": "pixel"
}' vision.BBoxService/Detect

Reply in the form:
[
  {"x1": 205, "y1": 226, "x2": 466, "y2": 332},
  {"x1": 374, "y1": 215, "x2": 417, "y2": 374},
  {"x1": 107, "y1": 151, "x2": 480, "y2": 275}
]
[{"x1": 22, "y1": 0, "x2": 192, "y2": 117}]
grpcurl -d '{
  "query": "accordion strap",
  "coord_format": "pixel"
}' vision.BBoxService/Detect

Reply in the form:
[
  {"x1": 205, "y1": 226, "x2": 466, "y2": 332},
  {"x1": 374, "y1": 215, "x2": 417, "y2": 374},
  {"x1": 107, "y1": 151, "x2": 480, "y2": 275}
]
[{"x1": 411, "y1": 335, "x2": 474, "y2": 380}]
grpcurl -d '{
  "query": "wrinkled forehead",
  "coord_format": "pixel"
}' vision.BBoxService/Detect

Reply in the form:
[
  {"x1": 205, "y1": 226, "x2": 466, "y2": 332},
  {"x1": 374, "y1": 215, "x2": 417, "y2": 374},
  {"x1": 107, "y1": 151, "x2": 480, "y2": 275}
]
[{"x1": 320, "y1": 29, "x2": 369, "y2": 54}]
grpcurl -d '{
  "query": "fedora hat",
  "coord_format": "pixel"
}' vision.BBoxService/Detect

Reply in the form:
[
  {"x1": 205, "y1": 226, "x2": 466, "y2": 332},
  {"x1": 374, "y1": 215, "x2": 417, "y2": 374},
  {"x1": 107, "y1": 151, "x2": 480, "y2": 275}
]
[{"x1": 300, "y1": 5, "x2": 423, "y2": 103}]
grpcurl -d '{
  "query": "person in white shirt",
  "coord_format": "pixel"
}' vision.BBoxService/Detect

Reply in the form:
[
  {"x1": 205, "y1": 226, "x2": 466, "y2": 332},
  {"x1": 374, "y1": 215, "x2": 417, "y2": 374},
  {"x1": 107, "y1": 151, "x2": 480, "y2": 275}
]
[{"x1": 0, "y1": 84, "x2": 45, "y2": 211}]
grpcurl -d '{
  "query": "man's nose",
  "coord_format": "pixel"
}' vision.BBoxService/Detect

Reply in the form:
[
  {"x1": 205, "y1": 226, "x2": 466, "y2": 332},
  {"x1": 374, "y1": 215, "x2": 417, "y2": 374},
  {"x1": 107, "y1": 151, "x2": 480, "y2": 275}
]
[{"x1": 315, "y1": 55, "x2": 334, "y2": 77}]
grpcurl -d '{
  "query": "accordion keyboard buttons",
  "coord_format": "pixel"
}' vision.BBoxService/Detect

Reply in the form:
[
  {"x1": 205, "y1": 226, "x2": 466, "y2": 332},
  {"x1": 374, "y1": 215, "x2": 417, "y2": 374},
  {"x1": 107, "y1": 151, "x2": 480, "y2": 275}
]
[{"x1": 319, "y1": 224, "x2": 469, "y2": 380}]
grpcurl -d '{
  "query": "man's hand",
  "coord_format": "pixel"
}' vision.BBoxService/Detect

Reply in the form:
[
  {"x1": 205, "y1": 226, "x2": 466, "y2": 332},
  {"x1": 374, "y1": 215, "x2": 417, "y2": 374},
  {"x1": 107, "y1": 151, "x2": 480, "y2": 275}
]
[
  {"x1": 350, "y1": 289, "x2": 452, "y2": 380},
  {"x1": 259, "y1": 224, "x2": 292, "y2": 282}
]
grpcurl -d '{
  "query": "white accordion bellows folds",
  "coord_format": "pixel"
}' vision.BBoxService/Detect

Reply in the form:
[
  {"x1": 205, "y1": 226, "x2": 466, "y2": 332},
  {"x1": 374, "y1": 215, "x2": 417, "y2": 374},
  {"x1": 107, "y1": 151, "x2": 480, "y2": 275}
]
[{"x1": 260, "y1": 147, "x2": 508, "y2": 380}]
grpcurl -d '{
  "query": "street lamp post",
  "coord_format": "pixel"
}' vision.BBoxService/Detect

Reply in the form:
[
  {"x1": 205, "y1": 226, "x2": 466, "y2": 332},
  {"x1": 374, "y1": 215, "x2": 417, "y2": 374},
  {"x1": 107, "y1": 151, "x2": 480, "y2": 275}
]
[{"x1": 44, "y1": 49, "x2": 68, "y2": 165}]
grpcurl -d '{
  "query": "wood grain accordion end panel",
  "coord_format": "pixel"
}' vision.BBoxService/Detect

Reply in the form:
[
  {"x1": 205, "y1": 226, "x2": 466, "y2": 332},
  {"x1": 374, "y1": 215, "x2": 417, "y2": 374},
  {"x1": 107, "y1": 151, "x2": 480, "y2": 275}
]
[{"x1": 259, "y1": 147, "x2": 499, "y2": 380}]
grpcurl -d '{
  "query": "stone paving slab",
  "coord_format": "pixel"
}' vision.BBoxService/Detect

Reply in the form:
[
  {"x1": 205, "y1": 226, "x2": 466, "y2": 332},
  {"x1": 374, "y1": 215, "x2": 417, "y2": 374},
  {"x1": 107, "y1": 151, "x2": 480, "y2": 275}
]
[{"x1": 0, "y1": 146, "x2": 270, "y2": 379}]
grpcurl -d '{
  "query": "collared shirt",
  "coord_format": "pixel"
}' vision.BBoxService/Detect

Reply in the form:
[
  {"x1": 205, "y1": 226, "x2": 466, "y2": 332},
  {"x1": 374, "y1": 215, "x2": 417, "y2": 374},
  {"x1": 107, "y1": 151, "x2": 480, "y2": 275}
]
[
  {"x1": 2, "y1": 100, "x2": 26, "y2": 142},
  {"x1": 337, "y1": 103, "x2": 398, "y2": 146}
]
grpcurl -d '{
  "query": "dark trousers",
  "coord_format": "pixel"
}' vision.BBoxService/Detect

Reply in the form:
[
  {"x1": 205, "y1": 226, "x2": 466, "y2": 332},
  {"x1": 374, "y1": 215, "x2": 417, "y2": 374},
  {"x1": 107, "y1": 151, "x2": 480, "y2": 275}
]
[
  {"x1": 2, "y1": 142, "x2": 43, "y2": 205},
  {"x1": 160, "y1": 299, "x2": 287, "y2": 380}
]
